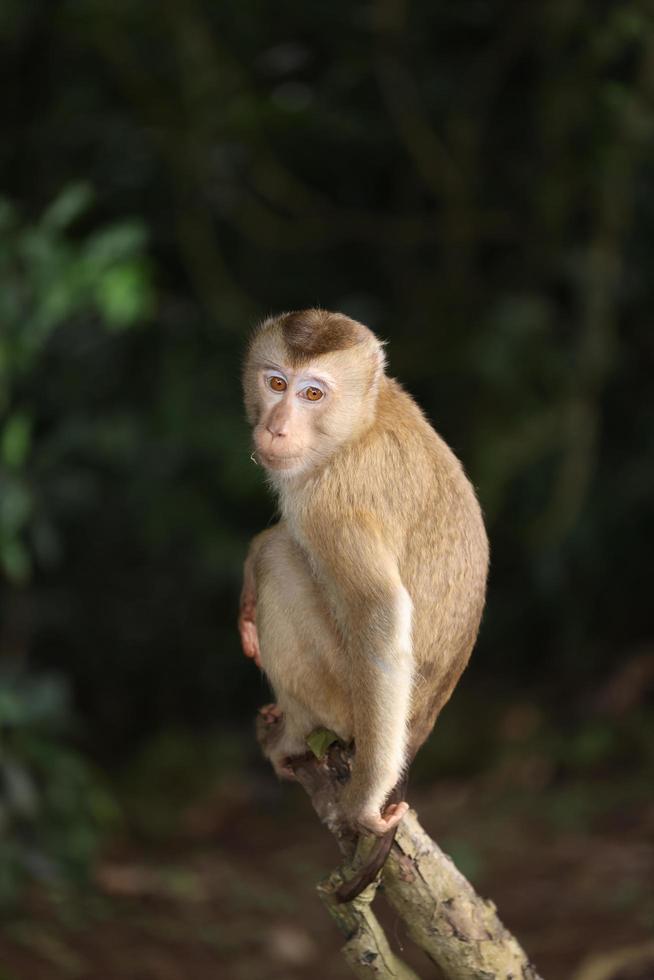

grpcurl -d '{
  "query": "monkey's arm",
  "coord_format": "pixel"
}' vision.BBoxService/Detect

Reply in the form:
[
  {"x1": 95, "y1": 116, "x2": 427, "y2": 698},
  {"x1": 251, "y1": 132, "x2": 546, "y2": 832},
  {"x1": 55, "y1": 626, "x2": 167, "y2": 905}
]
[{"x1": 313, "y1": 521, "x2": 412, "y2": 836}]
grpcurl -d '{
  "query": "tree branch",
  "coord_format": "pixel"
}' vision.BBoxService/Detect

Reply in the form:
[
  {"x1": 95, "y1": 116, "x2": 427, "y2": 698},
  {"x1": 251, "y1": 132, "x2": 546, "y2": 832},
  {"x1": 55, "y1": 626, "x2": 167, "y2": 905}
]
[{"x1": 257, "y1": 716, "x2": 543, "y2": 980}]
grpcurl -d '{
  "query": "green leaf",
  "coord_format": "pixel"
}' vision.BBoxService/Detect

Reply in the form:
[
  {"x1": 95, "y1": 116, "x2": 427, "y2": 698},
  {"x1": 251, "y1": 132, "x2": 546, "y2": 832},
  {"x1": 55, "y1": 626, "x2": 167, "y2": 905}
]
[
  {"x1": 85, "y1": 223, "x2": 147, "y2": 267},
  {"x1": 306, "y1": 728, "x2": 339, "y2": 759},
  {"x1": 2, "y1": 762, "x2": 39, "y2": 818},
  {"x1": 0, "y1": 480, "x2": 32, "y2": 533},
  {"x1": 0, "y1": 538, "x2": 31, "y2": 585},
  {"x1": 1, "y1": 413, "x2": 32, "y2": 469},
  {"x1": 94, "y1": 261, "x2": 152, "y2": 328},
  {"x1": 0, "y1": 688, "x2": 26, "y2": 726},
  {"x1": 40, "y1": 182, "x2": 94, "y2": 231}
]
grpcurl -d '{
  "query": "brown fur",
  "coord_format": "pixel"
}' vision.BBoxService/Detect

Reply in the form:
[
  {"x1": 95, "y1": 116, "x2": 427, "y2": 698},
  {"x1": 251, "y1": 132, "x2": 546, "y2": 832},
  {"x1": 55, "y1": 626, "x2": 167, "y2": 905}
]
[
  {"x1": 277, "y1": 308, "x2": 370, "y2": 365},
  {"x1": 240, "y1": 310, "x2": 489, "y2": 891}
]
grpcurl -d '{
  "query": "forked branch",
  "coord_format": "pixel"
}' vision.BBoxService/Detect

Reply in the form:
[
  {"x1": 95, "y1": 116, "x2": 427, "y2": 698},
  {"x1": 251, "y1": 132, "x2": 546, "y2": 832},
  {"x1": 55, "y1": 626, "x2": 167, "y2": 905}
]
[{"x1": 257, "y1": 715, "x2": 543, "y2": 980}]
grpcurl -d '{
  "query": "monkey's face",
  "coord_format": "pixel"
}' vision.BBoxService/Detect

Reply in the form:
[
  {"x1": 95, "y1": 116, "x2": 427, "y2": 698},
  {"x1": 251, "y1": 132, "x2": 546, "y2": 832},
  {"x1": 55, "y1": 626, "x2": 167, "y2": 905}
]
[
  {"x1": 244, "y1": 312, "x2": 385, "y2": 479},
  {"x1": 248, "y1": 352, "x2": 380, "y2": 478},
  {"x1": 251, "y1": 359, "x2": 340, "y2": 476}
]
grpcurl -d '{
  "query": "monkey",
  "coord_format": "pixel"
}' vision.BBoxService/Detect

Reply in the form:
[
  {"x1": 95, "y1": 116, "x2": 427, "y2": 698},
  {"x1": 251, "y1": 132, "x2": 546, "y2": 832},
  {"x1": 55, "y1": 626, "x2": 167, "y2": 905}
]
[{"x1": 238, "y1": 308, "x2": 488, "y2": 901}]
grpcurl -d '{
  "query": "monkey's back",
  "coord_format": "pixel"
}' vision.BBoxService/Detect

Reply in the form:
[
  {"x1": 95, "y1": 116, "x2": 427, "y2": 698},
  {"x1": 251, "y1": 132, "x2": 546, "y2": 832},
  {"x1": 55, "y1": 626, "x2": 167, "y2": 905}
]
[
  {"x1": 385, "y1": 380, "x2": 488, "y2": 751},
  {"x1": 310, "y1": 377, "x2": 489, "y2": 755}
]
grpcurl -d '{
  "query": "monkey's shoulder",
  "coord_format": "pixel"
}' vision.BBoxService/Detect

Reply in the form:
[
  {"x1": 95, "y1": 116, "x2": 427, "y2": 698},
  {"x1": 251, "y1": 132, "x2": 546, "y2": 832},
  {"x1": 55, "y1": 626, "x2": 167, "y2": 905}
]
[
  {"x1": 306, "y1": 379, "x2": 473, "y2": 524},
  {"x1": 370, "y1": 378, "x2": 468, "y2": 482}
]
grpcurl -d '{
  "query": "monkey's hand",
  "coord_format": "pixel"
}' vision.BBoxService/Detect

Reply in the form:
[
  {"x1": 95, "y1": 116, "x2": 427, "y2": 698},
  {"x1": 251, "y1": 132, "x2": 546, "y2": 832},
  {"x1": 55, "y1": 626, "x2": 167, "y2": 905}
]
[
  {"x1": 238, "y1": 574, "x2": 261, "y2": 668},
  {"x1": 259, "y1": 702, "x2": 283, "y2": 725},
  {"x1": 270, "y1": 755, "x2": 298, "y2": 781},
  {"x1": 239, "y1": 537, "x2": 264, "y2": 668},
  {"x1": 357, "y1": 801, "x2": 409, "y2": 836}
]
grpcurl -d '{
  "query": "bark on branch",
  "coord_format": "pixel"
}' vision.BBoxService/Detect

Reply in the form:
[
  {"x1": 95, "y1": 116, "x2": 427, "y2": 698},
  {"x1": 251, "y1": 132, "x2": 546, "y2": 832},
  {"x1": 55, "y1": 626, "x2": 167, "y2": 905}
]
[{"x1": 257, "y1": 716, "x2": 543, "y2": 980}]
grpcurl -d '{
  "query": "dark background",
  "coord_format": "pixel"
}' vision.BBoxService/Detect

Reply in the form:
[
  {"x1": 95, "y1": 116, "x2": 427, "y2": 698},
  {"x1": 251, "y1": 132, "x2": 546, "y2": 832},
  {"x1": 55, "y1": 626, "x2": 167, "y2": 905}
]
[{"x1": 1, "y1": 2, "x2": 653, "y2": 979}]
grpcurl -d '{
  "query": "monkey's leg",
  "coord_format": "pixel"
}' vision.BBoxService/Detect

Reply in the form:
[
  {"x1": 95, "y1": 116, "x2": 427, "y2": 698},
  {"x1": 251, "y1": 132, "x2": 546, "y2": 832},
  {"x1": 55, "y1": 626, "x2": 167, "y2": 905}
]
[{"x1": 254, "y1": 525, "x2": 352, "y2": 774}]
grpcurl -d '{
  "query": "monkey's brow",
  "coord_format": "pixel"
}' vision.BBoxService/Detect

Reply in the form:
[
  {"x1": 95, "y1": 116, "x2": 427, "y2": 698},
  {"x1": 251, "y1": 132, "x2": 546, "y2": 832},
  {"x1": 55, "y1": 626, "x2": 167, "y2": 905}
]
[
  {"x1": 258, "y1": 359, "x2": 335, "y2": 388},
  {"x1": 259, "y1": 360, "x2": 289, "y2": 374},
  {"x1": 302, "y1": 372, "x2": 334, "y2": 389}
]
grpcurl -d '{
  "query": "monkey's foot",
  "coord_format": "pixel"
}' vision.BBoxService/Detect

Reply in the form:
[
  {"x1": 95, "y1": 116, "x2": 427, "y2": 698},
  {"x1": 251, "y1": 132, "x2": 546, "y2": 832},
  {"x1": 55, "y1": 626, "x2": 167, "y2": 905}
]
[
  {"x1": 258, "y1": 703, "x2": 283, "y2": 726},
  {"x1": 359, "y1": 801, "x2": 409, "y2": 836},
  {"x1": 272, "y1": 757, "x2": 298, "y2": 781},
  {"x1": 258, "y1": 705, "x2": 299, "y2": 780}
]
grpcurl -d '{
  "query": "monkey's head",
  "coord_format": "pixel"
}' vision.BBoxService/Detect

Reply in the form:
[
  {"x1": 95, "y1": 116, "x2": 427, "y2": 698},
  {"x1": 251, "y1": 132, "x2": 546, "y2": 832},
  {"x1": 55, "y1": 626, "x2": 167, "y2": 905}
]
[{"x1": 244, "y1": 309, "x2": 385, "y2": 478}]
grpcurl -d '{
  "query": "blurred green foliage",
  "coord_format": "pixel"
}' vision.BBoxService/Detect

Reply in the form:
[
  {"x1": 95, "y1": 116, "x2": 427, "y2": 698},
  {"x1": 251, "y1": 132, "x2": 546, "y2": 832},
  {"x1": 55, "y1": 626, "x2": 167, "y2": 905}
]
[
  {"x1": 0, "y1": 666, "x2": 117, "y2": 906},
  {"x1": 0, "y1": 184, "x2": 152, "y2": 584}
]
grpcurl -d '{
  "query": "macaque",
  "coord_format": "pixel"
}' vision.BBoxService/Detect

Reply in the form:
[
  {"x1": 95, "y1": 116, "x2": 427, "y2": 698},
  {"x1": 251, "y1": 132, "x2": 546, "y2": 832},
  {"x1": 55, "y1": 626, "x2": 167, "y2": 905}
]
[{"x1": 239, "y1": 309, "x2": 488, "y2": 899}]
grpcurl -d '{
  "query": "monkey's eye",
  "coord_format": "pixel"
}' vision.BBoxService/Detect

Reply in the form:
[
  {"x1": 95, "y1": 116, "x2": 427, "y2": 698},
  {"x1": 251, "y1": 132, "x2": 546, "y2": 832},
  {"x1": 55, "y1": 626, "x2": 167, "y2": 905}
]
[
  {"x1": 302, "y1": 386, "x2": 324, "y2": 402},
  {"x1": 268, "y1": 376, "x2": 287, "y2": 392}
]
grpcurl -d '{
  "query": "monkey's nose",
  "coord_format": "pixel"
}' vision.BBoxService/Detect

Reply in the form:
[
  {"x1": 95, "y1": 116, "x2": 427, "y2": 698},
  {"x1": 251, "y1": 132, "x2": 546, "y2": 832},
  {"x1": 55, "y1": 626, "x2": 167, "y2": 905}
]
[{"x1": 266, "y1": 421, "x2": 287, "y2": 438}]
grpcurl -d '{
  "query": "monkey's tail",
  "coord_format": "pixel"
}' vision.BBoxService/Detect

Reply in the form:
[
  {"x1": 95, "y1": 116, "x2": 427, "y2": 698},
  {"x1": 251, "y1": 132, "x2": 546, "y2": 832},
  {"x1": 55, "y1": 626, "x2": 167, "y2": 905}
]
[{"x1": 335, "y1": 775, "x2": 408, "y2": 904}]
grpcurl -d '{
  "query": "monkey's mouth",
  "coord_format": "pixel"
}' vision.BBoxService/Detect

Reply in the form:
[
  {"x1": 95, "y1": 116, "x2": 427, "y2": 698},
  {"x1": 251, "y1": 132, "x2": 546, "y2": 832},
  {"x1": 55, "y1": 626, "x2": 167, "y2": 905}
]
[{"x1": 258, "y1": 451, "x2": 303, "y2": 470}]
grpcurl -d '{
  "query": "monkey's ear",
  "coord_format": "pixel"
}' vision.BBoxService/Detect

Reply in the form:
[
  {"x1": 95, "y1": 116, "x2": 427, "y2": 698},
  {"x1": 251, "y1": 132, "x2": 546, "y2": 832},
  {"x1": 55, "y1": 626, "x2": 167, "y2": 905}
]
[{"x1": 373, "y1": 337, "x2": 388, "y2": 377}]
